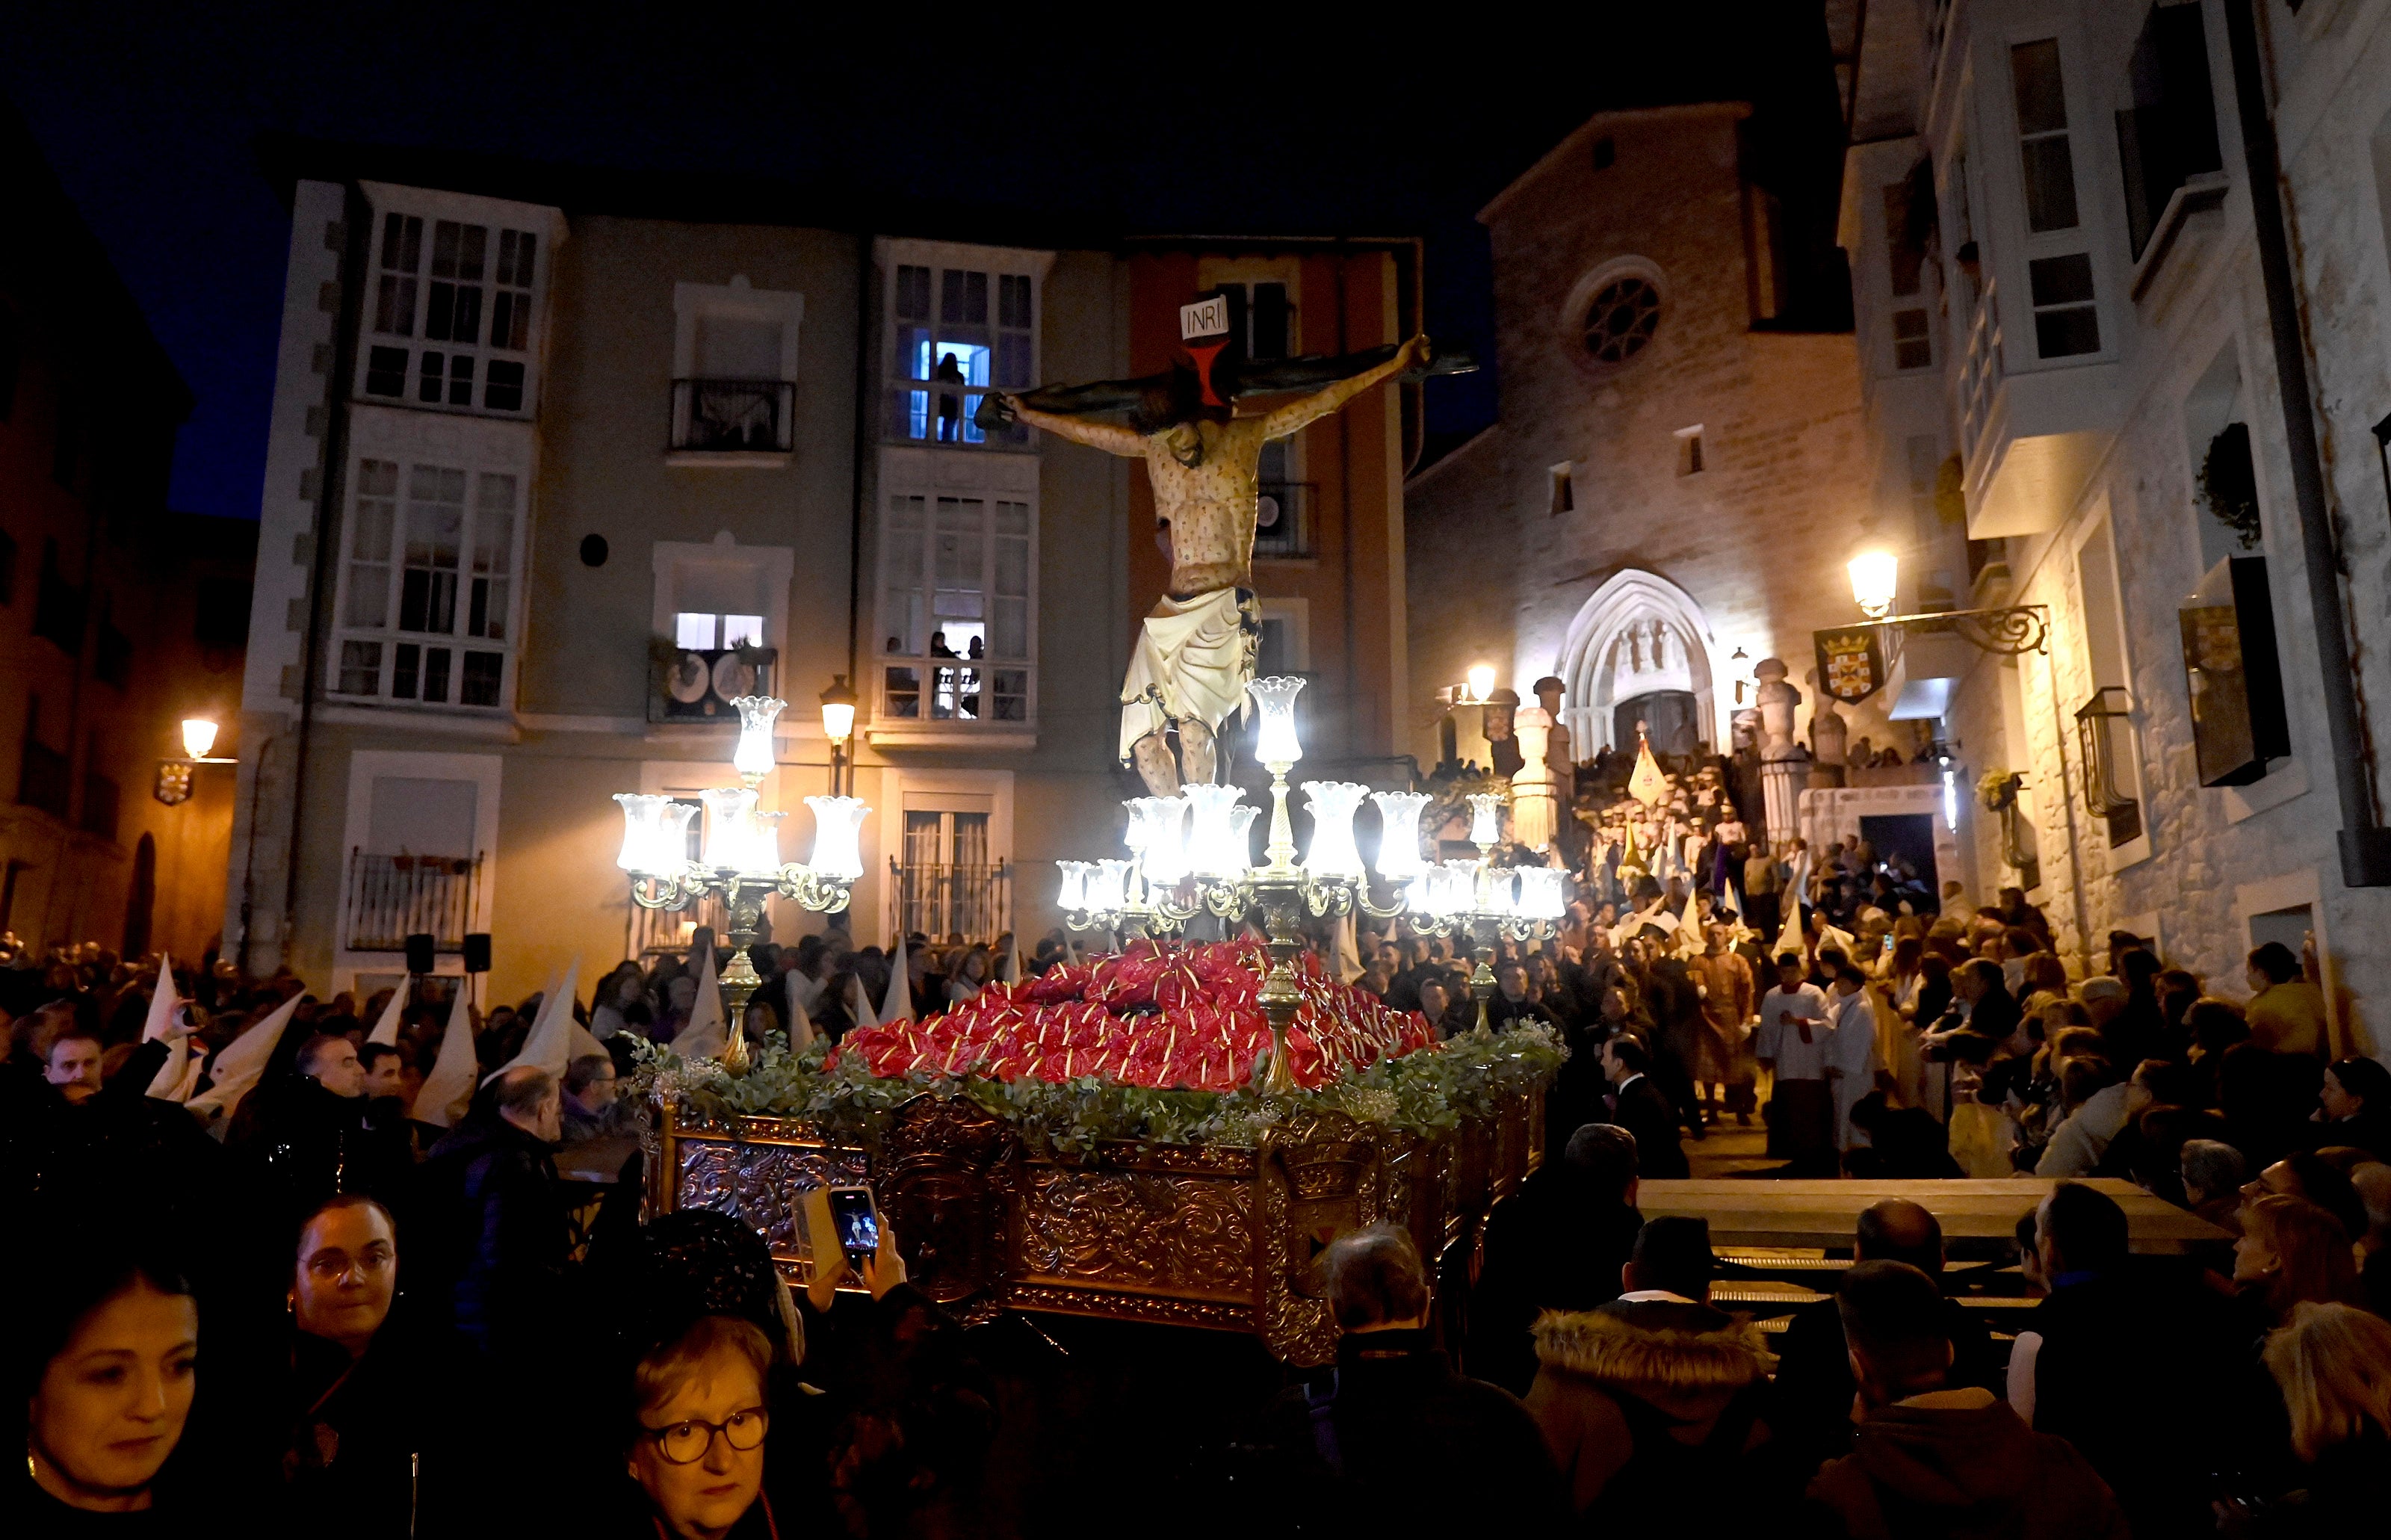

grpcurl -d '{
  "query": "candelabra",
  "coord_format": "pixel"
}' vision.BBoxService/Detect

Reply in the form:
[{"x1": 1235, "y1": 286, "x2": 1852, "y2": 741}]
[
  {"x1": 613, "y1": 695, "x2": 864, "y2": 1072},
  {"x1": 1400, "y1": 792, "x2": 1569, "y2": 1033},
  {"x1": 1057, "y1": 677, "x2": 1565, "y2": 1091}
]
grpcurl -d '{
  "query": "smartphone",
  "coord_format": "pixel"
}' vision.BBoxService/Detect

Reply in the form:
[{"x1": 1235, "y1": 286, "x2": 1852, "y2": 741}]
[{"x1": 826, "y1": 1186, "x2": 880, "y2": 1270}]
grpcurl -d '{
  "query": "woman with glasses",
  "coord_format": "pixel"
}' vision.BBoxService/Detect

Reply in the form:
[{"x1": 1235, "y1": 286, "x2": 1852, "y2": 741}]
[
  {"x1": 627, "y1": 1315, "x2": 779, "y2": 1540},
  {"x1": 280, "y1": 1193, "x2": 470, "y2": 1539}
]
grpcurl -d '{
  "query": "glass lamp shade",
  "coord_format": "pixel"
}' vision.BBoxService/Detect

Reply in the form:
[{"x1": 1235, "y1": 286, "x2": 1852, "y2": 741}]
[
  {"x1": 731, "y1": 696, "x2": 785, "y2": 781},
  {"x1": 1482, "y1": 868, "x2": 1518, "y2": 917},
  {"x1": 180, "y1": 718, "x2": 220, "y2": 760},
  {"x1": 1515, "y1": 866, "x2": 1568, "y2": 921},
  {"x1": 818, "y1": 674, "x2": 858, "y2": 743},
  {"x1": 613, "y1": 794, "x2": 675, "y2": 873},
  {"x1": 1086, "y1": 859, "x2": 1131, "y2": 914},
  {"x1": 747, "y1": 809, "x2": 787, "y2": 872},
  {"x1": 1186, "y1": 784, "x2": 1250, "y2": 878},
  {"x1": 655, "y1": 802, "x2": 699, "y2": 871},
  {"x1": 1465, "y1": 664, "x2": 1497, "y2": 703},
  {"x1": 1142, "y1": 796, "x2": 1190, "y2": 886},
  {"x1": 700, "y1": 788, "x2": 758, "y2": 868},
  {"x1": 1300, "y1": 781, "x2": 1370, "y2": 878},
  {"x1": 1225, "y1": 804, "x2": 1260, "y2": 870},
  {"x1": 1467, "y1": 793, "x2": 1504, "y2": 847},
  {"x1": 1370, "y1": 791, "x2": 1431, "y2": 879},
  {"x1": 1122, "y1": 797, "x2": 1165, "y2": 855},
  {"x1": 1247, "y1": 675, "x2": 1307, "y2": 766},
  {"x1": 1056, "y1": 860, "x2": 1092, "y2": 912},
  {"x1": 803, "y1": 796, "x2": 869, "y2": 881},
  {"x1": 1849, "y1": 550, "x2": 1899, "y2": 619},
  {"x1": 1431, "y1": 860, "x2": 1477, "y2": 918}
]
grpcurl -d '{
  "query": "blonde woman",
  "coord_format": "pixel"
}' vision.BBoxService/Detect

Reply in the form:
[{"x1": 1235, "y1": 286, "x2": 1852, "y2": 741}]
[{"x1": 2242, "y1": 1302, "x2": 2391, "y2": 1535}]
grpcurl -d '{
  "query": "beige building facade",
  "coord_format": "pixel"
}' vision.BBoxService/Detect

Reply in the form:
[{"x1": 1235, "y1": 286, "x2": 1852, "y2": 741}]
[{"x1": 229, "y1": 152, "x2": 1413, "y2": 1004}]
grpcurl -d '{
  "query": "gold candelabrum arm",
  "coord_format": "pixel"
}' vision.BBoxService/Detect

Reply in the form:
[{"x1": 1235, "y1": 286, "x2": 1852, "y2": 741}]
[{"x1": 628, "y1": 862, "x2": 855, "y2": 1075}]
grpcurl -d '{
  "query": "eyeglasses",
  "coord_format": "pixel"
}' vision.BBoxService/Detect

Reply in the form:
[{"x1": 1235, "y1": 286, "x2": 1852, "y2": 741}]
[{"x1": 640, "y1": 1407, "x2": 768, "y2": 1465}]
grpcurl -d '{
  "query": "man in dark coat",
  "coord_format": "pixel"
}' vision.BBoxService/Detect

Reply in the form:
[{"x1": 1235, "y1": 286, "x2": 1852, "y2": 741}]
[
  {"x1": 2026, "y1": 1181, "x2": 2242, "y2": 1539},
  {"x1": 232, "y1": 1033, "x2": 414, "y2": 1217},
  {"x1": 1470, "y1": 1123, "x2": 1645, "y2": 1395},
  {"x1": 1601, "y1": 1035, "x2": 1688, "y2": 1179},
  {"x1": 417, "y1": 1066, "x2": 571, "y2": 1362},
  {"x1": 1251, "y1": 1225, "x2": 1565, "y2": 1540},
  {"x1": 1804, "y1": 1261, "x2": 2129, "y2": 1539},
  {"x1": 1770, "y1": 1200, "x2": 1998, "y2": 1478}
]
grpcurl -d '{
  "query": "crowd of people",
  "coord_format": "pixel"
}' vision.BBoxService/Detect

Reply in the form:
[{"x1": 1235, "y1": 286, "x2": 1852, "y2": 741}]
[{"x1": 7, "y1": 862, "x2": 2390, "y2": 1537}]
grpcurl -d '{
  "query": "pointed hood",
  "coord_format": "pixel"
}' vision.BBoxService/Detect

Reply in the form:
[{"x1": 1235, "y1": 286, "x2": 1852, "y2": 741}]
[
  {"x1": 185, "y1": 991, "x2": 304, "y2": 1128},
  {"x1": 848, "y1": 970, "x2": 880, "y2": 1031},
  {"x1": 882, "y1": 936, "x2": 915, "y2": 1022},
  {"x1": 675, "y1": 946, "x2": 728, "y2": 1060},
  {"x1": 141, "y1": 956, "x2": 189, "y2": 1099},
  {"x1": 493, "y1": 959, "x2": 580, "y2": 1083},
  {"x1": 366, "y1": 979, "x2": 407, "y2": 1047},
  {"x1": 785, "y1": 968, "x2": 817, "y2": 1048},
  {"x1": 413, "y1": 986, "x2": 480, "y2": 1128}
]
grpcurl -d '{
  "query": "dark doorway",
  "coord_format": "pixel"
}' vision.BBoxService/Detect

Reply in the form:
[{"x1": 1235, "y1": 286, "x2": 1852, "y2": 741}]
[
  {"x1": 123, "y1": 833, "x2": 157, "y2": 958},
  {"x1": 1615, "y1": 690, "x2": 1700, "y2": 756},
  {"x1": 1858, "y1": 814, "x2": 1938, "y2": 908}
]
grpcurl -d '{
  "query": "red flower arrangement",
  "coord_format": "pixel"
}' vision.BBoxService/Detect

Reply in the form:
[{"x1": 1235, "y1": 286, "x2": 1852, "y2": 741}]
[{"x1": 828, "y1": 938, "x2": 1437, "y2": 1092}]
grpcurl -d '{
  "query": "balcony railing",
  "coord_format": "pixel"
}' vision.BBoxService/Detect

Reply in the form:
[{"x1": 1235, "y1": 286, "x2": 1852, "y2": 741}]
[
  {"x1": 888, "y1": 859, "x2": 1011, "y2": 947},
  {"x1": 671, "y1": 379, "x2": 795, "y2": 454},
  {"x1": 1252, "y1": 480, "x2": 1316, "y2": 559},
  {"x1": 344, "y1": 850, "x2": 482, "y2": 953}
]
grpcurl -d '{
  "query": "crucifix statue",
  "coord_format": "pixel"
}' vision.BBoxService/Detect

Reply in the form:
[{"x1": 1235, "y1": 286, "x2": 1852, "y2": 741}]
[{"x1": 981, "y1": 303, "x2": 1451, "y2": 796}]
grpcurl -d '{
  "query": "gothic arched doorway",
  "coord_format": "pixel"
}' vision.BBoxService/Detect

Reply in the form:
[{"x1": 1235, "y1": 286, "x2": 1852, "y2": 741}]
[
  {"x1": 1614, "y1": 690, "x2": 1701, "y2": 757},
  {"x1": 1555, "y1": 569, "x2": 1723, "y2": 758},
  {"x1": 123, "y1": 832, "x2": 157, "y2": 958}
]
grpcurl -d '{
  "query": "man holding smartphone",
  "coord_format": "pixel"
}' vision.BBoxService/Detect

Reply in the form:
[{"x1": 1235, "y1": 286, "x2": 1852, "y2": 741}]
[{"x1": 1755, "y1": 952, "x2": 1836, "y2": 1173}]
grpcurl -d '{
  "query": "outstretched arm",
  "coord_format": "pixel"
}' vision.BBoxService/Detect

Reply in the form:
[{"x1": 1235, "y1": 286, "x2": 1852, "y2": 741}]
[
  {"x1": 1259, "y1": 333, "x2": 1431, "y2": 439},
  {"x1": 987, "y1": 392, "x2": 1148, "y2": 457}
]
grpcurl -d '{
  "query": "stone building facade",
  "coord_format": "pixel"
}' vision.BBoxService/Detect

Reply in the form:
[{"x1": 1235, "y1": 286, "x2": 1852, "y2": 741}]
[
  {"x1": 1841, "y1": 0, "x2": 2391, "y2": 1052},
  {"x1": 1408, "y1": 104, "x2": 1886, "y2": 812}
]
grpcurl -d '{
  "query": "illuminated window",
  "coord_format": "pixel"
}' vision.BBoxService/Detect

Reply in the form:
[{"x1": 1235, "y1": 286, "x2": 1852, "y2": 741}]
[{"x1": 885, "y1": 259, "x2": 1037, "y2": 448}]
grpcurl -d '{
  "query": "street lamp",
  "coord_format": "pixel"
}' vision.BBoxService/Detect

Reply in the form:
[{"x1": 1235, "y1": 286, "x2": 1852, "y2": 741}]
[
  {"x1": 1464, "y1": 663, "x2": 1497, "y2": 703},
  {"x1": 819, "y1": 674, "x2": 857, "y2": 796},
  {"x1": 1847, "y1": 549, "x2": 1900, "y2": 620},
  {"x1": 155, "y1": 717, "x2": 237, "y2": 805},
  {"x1": 613, "y1": 694, "x2": 862, "y2": 1072},
  {"x1": 1057, "y1": 675, "x2": 1559, "y2": 1090}
]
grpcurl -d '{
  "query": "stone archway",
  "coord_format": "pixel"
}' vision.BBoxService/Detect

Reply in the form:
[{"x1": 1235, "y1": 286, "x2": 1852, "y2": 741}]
[{"x1": 1556, "y1": 569, "x2": 1724, "y2": 758}]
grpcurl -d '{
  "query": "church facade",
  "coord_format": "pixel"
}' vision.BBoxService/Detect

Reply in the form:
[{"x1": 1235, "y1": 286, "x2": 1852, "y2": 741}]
[{"x1": 1408, "y1": 103, "x2": 1886, "y2": 810}]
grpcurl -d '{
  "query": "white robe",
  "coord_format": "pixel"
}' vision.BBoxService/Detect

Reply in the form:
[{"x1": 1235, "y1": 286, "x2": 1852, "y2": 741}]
[{"x1": 1828, "y1": 987, "x2": 1881, "y2": 1150}]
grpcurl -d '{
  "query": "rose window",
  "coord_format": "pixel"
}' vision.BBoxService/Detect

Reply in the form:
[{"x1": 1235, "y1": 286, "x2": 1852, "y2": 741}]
[{"x1": 1580, "y1": 278, "x2": 1662, "y2": 366}]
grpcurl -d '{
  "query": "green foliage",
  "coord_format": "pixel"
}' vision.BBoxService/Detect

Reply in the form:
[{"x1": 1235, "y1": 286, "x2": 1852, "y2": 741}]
[{"x1": 622, "y1": 1022, "x2": 1567, "y2": 1159}]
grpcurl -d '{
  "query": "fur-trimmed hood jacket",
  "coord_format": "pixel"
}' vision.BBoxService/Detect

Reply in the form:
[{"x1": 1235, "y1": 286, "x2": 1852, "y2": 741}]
[{"x1": 1529, "y1": 1299, "x2": 1776, "y2": 1424}]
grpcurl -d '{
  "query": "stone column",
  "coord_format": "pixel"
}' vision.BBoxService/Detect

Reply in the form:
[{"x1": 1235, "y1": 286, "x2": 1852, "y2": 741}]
[
  {"x1": 1756, "y1": 658, "x2": 1806, "y2": 850},
  {"x1": 1510, "y1": 706, "x2": 1559, "y2": 850}
]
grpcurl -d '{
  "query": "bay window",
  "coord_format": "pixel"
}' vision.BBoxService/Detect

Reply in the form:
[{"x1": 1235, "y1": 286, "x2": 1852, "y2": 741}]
[
  {"x1": 332, "y1": 454, "x2": 520, "y2": 709},
  {"x1": 877, "y1": 491, "x2": 1033, "y2": 725},
  {"x1": 356, "y1": 186, "x2": 554, "y2": 418},
  {"x1": 882, "y1": 249, "x2": 1041, "y2": 448}
]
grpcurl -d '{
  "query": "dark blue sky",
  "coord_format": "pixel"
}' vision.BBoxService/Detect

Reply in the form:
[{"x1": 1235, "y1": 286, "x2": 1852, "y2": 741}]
[{"x1": 5, "y1": 4, "x2": 1842, "y2": 522}]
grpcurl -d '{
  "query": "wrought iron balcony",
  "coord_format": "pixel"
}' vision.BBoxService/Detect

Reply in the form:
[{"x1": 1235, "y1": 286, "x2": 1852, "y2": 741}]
[
  {"x1": 344, "y1": 850, "x2": 482, "y2": 953},
  {"x1": 670, "y1": 379, "x2": 795, "y2": 454}
]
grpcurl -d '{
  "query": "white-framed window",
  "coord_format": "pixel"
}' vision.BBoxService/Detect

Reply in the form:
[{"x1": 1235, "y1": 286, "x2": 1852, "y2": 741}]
[
  {"x1": 876, "y1": 490, "x2": 1033, "y2": 724},
  {"x1": 879, "y1": 241, "x2": 1048, "y2": 449},
  {"x1": 330, "y1": 451, "x2": 523, "y2": 710},
  {"x1": 2074, "y1": 512, "x2": 2149, "y2": 867},
  {"x1": 356, "y1": 185, "x2": 556, "y2": 418},
  {"x1": 2006, "y1": 39, "x2": 2101, "y2": 360}
]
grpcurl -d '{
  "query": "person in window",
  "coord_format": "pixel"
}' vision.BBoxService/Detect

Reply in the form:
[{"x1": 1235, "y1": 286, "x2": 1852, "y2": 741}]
[
  {"x1": 933, "y1": 352, "x2": 965, "y2": 442},
  {"x1": 2245, "y1": 942, "x2": 2327, "y2": 1057}
]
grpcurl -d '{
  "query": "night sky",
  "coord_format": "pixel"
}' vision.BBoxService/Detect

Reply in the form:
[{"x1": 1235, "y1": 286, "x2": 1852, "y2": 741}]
[{"x1": 5, "y1": 4, "x2": 1844, "y2": 522}]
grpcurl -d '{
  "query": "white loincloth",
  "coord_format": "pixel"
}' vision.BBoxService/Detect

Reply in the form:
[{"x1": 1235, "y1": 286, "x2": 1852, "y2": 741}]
[{"x1": 1118, "y1": 587, "x2": 1261, "y2": 764}]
